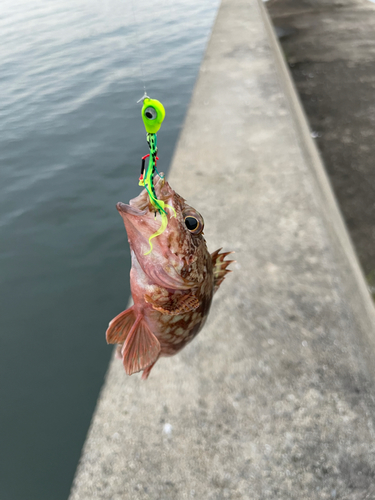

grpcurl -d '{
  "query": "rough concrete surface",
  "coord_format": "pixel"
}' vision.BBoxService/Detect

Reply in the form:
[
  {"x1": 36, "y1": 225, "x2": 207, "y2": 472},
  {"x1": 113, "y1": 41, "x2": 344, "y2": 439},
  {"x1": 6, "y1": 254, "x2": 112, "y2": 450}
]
[
  {"x1": 69, "y1": 0, "x2": 375, "y2": 498},
  {"x1": 266, "y1": 0, "x2": 375, "y2": 295}
]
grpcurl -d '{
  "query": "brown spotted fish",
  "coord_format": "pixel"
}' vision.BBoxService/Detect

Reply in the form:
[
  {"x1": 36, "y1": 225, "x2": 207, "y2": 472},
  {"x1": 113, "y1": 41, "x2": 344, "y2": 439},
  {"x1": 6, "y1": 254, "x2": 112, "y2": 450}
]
[{"x1": 106, "y1": 175, "x2": 233, "y2": 379}]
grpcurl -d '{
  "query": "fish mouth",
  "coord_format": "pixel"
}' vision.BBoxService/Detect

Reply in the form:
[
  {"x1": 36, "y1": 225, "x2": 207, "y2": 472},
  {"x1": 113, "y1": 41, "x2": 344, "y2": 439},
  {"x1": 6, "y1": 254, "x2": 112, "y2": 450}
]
[
  {"x1": 116, "y1": 202, "x2": 147, "y2": 217},
  {"x1": 117, "y1": 173, "x2": 175, "y2": 217},
  {"x1": 116, "y1": 200, "x2": 157, "y2": 256},
  {"x1": 116, "y1": 174, "x2": 177, "y2": 255}
]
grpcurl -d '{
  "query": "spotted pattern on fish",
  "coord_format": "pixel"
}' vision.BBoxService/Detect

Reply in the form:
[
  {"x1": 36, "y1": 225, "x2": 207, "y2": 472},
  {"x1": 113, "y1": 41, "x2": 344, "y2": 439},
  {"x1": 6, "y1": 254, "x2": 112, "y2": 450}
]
[{"x1": 106, "y1": 175, "x2": 233, "y2": 379}]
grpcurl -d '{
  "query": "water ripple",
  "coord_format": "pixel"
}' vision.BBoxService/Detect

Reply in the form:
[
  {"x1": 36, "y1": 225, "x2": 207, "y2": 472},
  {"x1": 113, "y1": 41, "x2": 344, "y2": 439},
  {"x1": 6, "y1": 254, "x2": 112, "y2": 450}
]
[{"x1": 0, "y1": 0, "x2": 220, "y2": 498}]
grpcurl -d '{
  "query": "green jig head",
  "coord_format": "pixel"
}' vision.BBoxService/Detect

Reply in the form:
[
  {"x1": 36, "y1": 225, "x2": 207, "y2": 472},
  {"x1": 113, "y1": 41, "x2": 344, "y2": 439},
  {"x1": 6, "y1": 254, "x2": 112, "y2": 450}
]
[{"x1": 141, "y1": 97, "x2": 165, "y2": 134}]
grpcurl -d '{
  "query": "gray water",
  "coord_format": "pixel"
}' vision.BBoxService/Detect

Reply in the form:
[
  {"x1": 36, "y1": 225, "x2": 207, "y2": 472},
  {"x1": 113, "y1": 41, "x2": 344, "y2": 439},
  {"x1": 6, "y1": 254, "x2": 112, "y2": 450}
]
[{"x1": 0, "y1": 0, "x2": 219, "y2": 498}]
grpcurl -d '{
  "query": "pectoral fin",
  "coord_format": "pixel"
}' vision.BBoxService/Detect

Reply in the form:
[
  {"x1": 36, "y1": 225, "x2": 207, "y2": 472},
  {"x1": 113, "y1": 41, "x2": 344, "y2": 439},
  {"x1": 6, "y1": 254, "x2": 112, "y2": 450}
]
[
  {"x1": 144, "y1": 292, "x2": 200, "y2": 315},
  {"x1": 121, "y1": 315, "x2": 161, "y2": 375}
]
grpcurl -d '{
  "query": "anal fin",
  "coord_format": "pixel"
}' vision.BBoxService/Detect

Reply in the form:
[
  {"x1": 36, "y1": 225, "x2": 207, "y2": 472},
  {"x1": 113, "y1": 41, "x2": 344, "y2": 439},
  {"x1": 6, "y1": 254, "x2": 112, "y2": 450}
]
[
  {"x1": 121, "y1": 315, "x2": 161, "y2": 375},
  {"x1": 144, "y1": 292, "x2": 200, "y2": 315}
]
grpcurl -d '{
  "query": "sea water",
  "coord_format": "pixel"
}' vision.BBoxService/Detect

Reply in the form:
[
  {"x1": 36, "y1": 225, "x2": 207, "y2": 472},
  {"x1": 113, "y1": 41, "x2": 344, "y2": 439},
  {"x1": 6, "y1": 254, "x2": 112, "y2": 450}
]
[{"x1": 0, "y1": 0, "x2": 219, "y2": 497}]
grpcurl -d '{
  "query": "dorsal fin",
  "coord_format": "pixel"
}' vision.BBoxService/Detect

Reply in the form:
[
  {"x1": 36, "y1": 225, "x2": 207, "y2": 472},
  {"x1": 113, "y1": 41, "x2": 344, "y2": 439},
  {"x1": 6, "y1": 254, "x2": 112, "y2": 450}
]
[{"x1": 211, "y1": 248, "x2": 234, "y2": 293}]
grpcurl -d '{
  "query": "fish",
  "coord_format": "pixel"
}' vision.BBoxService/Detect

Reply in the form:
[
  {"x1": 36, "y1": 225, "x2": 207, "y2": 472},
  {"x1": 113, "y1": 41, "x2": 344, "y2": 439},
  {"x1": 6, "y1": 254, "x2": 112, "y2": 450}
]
[{"x1": 106, "y1": 174, "x2": 233, "y2": 379}]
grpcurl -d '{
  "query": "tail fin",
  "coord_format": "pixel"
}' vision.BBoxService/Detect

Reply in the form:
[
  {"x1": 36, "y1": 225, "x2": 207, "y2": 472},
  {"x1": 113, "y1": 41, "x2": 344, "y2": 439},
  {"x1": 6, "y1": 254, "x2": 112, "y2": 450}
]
[
  {"x1": 106, "y1": 306, "x2": 137, "y2": 344},
  {"x1": 211, "y1": 248, "x2": 234, "y2": 293},
  {"x1": 121, "y1": 315, "x2": 160, "y2": 375},
  {"x1": 106, "y1": 307, "x2": 160, "y2": 377}
]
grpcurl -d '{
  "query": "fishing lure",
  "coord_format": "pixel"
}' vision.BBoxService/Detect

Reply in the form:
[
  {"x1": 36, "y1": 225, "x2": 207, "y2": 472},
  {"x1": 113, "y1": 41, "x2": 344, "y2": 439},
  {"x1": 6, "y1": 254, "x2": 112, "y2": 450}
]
[{"x1": 138, "y1": 95, "x2": 176, "y2": 255}]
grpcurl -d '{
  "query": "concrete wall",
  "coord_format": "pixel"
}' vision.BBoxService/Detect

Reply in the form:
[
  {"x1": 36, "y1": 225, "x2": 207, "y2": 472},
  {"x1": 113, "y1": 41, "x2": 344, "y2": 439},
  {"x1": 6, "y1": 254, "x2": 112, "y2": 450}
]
[{"x1": 69, "y1": 0, "x2": 375, "y2": 498}]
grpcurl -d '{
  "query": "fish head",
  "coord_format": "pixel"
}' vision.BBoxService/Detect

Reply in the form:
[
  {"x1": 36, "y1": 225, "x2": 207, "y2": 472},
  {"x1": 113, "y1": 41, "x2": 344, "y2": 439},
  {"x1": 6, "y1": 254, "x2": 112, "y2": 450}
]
[{"x1": 117, "y1": 175, "x2": 210, "y2": 290}]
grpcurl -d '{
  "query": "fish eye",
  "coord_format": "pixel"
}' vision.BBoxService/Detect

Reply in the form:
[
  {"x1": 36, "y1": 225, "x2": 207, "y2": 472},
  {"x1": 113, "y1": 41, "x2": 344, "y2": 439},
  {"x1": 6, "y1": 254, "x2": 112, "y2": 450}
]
[
  {"x1": 144, "y1": 107, "x2": 157, "y2": 120},
  {"x1": 184, "y1": 215, "x2": 203, "y2": 235}
]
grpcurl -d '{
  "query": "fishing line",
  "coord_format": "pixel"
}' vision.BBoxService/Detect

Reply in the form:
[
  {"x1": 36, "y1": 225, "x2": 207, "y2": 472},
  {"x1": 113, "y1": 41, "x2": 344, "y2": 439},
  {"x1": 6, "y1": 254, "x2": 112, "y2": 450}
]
[
  {"x1": 128, "y1": 0, "x2": 147, "y2": 94},
  {"x1": 128, "y1": 0, "x2": 195, "y2": 98}
]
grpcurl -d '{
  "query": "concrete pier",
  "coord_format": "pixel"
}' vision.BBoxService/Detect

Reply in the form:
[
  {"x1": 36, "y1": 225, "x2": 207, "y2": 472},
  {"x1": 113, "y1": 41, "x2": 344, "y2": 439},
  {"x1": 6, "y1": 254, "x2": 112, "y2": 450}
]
[{"x1": 69, "y1": 0, "x2": 375, "y2": 498}]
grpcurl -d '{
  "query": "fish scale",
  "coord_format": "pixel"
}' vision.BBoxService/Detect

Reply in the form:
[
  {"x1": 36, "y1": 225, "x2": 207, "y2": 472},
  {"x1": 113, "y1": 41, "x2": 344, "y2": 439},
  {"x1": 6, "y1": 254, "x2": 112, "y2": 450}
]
[{"x1": 106, "y1": 175, "x2": 233, "y2": 379}]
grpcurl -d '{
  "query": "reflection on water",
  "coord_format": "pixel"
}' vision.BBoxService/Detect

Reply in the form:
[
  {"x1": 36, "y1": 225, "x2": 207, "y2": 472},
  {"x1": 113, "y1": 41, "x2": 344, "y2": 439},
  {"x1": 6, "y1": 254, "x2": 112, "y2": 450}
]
[{"x1": 0, "y1": 0, "x2": 219, "y2": 498}]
